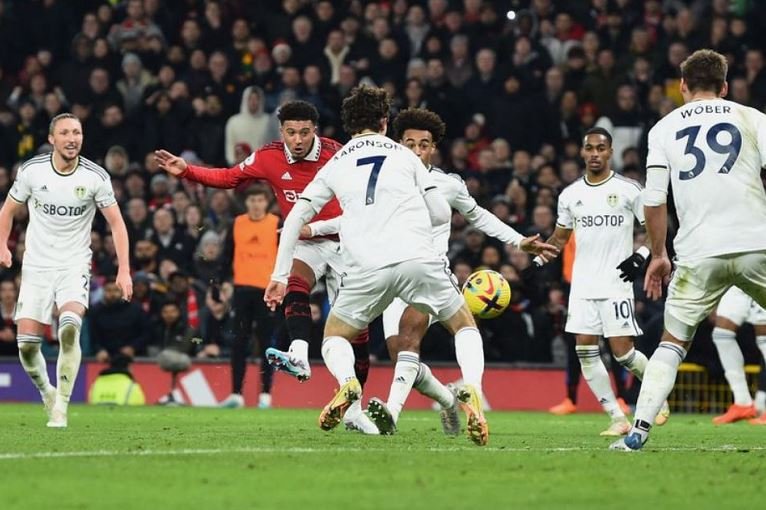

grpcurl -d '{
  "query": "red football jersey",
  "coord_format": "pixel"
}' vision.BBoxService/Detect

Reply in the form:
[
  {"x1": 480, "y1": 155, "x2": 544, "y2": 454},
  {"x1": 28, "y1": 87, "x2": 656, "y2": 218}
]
[{"x1": 183, "y1": 136, "x2": 344, "y2": 222}]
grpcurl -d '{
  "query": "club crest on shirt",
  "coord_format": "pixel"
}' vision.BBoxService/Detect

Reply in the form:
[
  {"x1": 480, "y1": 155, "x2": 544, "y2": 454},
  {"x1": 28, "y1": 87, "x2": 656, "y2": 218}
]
[
  {"x1": 606, "y1": 193, "x2": 618, "y2": 207},
  {"x1": 74, "y1": 186, "x2": 87, "y2": 199}
]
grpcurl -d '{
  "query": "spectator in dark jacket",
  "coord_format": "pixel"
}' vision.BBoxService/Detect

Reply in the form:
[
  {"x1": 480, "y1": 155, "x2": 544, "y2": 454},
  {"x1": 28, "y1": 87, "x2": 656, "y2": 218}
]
[{"x1": 90, "y1": 278, "x2": 152, "y2": 360}]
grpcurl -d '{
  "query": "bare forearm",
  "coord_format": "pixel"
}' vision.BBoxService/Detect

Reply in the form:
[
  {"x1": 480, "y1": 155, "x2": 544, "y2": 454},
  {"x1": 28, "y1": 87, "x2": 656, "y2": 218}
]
[
  {"x1": 545, "y1": 228, "x2": 571, "y2": 251},
  {"x1": 644, "y1": 205, "x2": 668, "y2": 256},
  {"x1": 0, "y1": 201, "x2": 20, "y2": 244},
  {"x1": 110, "y1": 214, "x2": 131, "y2": 272}
]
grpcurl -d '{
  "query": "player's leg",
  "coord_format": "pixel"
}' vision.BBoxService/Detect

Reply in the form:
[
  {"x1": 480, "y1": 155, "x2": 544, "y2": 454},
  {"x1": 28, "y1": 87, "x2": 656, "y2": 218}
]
[
  {"x1": 383, "y1": 302, "x2": 459, "y2": 435},
  {"x1": 751, "y1": 357, "x2": 766, "y2": 424},
  {"x1": 317, "y1": 268, "x2": 392, "y2": 432},
  {"x1": 265, "y1": 257, "x2": 316, "y2": 380},
  {"x1": 14, "y1": 267, "x2": 56, "y2": 421},
  {"x1": 566, "y1": 298, "x2": 626, "y2": 434},
  {"x1": 253, "y1": 288, "x2": 275, "y2": 409},
  {"x1": 550, "y1": 332, "x2": 579, "y2": 414},
  {"x1": 612, "y1": 258, "x2": 728, "y2": 451},
  {"x1": 711, "y1": 288, "x2": 754, "y2": 416},
  {"x1": 50, "y1": 301, "x2": 86, "y2": 427},
  {"x1": 222, "y1": 285, "x2": 255, "y2": 408}
]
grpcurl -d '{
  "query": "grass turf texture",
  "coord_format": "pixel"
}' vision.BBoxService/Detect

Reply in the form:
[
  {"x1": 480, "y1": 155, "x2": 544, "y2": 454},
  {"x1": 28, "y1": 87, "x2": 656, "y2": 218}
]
[{"x1": 0, "y1": 405, "x2": 762, "y2": 509}]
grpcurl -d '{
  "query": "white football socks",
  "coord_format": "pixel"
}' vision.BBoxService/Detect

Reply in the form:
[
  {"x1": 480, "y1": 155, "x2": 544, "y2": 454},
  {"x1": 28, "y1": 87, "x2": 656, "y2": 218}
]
[
  {"x1": 56, "y1": 312, "x2": 83, "y2": 413},
  {"x1": 288, "y1": 339, "x2": 309, "y2": 363},
  {"x1": 321, "y1": 336, "x2": 357, "y2": 385},
  {"x1": 576, "y1": 345, "x2": 624, "y2": 420},
  {"x1": 17, "y1": 334, "x2": 53, "y2": 396},
  {"x1": 632, "y1": 341, "x2": 687, "y2": 442},
  {"x1": 712, "y1": 327, "x2": 752, "y2": 405},
  {"x1": 454, "y1": 327, "x2": 484, "y2": 394},
  {"x1": 386, "y1": 351, "x2": 420, "y2": 423},
  {"x1": 614, "y1": 347, "x2": 649, "y2": 380},
  {"x1": 414, "y1": 362, "x2": 455, "y2": 408}
]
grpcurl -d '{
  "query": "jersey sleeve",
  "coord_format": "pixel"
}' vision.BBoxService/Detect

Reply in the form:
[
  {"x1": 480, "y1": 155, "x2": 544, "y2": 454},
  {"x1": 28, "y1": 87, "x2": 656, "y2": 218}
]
[
  {"x1": 556, "y1": 190, "x2": 573, "y2": 229},
  {"x1": 644, "y1": 124, "x2": 671, "y2": 206},
  {"x1": 300, "y1": 164, "x2": 335, "y2": 213},
  {"x1": 8, "y1": 165, "x2": 32, "y2": 203},
  {"x1": 183, "y1": 151, "x2": 267, "y2": 189},
  {"x1": 447, "y1": 175, "x2": 477, "y2": 214},
  {"x1": 630, "y1": 185, "x2": 645, "y2": 225},
  {"x1": 756, "y1": 109, "x2": 766, "y2": 169},
  {"x1": 645, "y1": 123, "x2": 669, "y2": 171},
  {"x1": 412, "y1": 154, "x2": 438, "y2": 194},
  {"x1": 95, "y1": 176, "x2": 118, "y2": 209}
]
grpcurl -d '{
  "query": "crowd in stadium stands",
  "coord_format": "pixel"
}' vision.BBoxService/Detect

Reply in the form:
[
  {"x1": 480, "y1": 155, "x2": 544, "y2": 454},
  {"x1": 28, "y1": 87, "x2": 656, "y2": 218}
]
[{"x1": 1, "y1": 0, "x2": 766, "y2": 371}]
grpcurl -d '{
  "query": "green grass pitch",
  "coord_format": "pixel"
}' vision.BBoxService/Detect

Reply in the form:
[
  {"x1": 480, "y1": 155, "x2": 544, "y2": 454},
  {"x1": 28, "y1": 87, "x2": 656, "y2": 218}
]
[{"x1": 0, "y1": 404, "x2": 763, "y2": 509}]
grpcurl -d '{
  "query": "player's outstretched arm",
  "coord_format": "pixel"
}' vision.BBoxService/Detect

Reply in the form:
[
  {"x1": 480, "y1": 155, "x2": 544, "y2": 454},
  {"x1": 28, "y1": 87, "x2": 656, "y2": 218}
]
[
  {"x1": 265, "y1": 199, "x2": 320, "y2": 311},
  {"x1": 154, "y1": 149, "x2": 247, "y2": 189},
  {"x1": 101, "y1": 204, "x2": 133, "y2": 301},
  {"x1": 0, "y1": 199, "x2": 23, "y2": 268},
  {"x1": 533, "y1": 226, "x2": 572, "y2": 266}
]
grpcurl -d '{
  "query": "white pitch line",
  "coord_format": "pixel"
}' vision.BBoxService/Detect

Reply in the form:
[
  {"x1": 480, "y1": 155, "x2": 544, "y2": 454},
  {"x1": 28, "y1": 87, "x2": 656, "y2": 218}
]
[{"x1": 0, "y1": 445, "x2": 764, "y2": 460}]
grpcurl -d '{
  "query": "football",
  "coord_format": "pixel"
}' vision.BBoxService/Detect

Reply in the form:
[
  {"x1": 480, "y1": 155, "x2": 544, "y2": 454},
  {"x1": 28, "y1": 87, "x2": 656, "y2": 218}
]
[{"x1": 462, "y1": 269, "x2": 512, "y2": 319}]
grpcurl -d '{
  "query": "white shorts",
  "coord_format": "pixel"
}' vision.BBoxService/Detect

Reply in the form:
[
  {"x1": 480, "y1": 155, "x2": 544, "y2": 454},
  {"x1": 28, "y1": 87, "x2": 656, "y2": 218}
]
[
  {"x1": 716, "y1": 286, "x2": 766, "y2": 326},
  {"x1": 332, "y1": 258, "x2": 464, "y2": 331},
  {"x1": 565, "y1": 297, "x2": 642, "y2": 338},
  {"x1": 381, "y1": 260, "x2": 456, "y2": 338},
  {"x1": 294, "y1": 238, "x2": 344, "y2": 301},
  {"x1": 15, "y1": 264, "x2": 91, "y2": 324},
  {"x1": 665, "y1": 251, "x2": 766, "y2": 341}
]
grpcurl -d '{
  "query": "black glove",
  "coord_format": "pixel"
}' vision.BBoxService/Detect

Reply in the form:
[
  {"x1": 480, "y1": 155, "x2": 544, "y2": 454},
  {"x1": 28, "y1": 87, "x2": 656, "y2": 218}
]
[{"x1": 616, "y1": 252, "x2": 648, "y2": 282}]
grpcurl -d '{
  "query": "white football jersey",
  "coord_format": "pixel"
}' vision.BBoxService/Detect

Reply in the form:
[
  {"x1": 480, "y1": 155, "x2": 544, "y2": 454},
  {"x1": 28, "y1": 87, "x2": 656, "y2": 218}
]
[
  {"x1": 301, "y1": 133, "x2": 440, "y2": 272},
  {"x1": 9, "y1": 153, "x2": 117, "y2": 270},
  {"x1": 557, "y1": 172, "x2": 644, "y2": 299},
  {"x1": 646, "y1": 98, "x2": 766, "y2": 261},
  {"x1": 429, "y1": 168, "x2": 474, "y2": 255}
]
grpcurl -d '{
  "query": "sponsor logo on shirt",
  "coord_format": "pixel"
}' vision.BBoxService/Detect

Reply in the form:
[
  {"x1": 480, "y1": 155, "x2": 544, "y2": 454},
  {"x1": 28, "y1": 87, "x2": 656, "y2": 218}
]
[
  {"x1": 574, "y1": 215, "x2": 625, "y2": 228},
  {"x1": 34, "y1": 199, "x2": 88, "y2": 217}
]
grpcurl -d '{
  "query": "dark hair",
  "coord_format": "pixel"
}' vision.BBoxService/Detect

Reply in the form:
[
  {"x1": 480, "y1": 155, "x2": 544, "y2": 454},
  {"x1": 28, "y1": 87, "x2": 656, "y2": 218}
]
[
  {"x1": 245, "y1": 186, "x2": 269, "y2": 200},
  {"x1": 49, "y1": 113, "x2": 81, "y2": 135},
  {"x1": 393, "y1": 108, "x2": 446, "y2": 144},
  {"x1": 341, "y1": 85, "x2": 391, "y2": 136},
  {"x1": 583, "y1": 127, "x2": 613, "y2": 146},
  {"x1": 681, "y1": 49, "x2": 728, "y2": 94},
  {"x1": 277, "y1": 100, "x2": 319, "y2": 124}
]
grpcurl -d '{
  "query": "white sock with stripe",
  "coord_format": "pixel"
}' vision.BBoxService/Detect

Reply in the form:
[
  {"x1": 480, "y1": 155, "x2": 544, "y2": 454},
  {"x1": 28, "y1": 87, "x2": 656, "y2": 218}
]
[
  {"x1": 576, "y1": 345, "x2": 624, "y2": 420},
  {"x1": 55, "y1": 312, "x2": 83, "y2": 413},
  {"x1": 631, "y1": 342, "x2": 687, "y2": 442},
  {"x1": 17, "y1": 334, "x2": 53, "y2": 396},
  {"x1": 614, "y1": 347, "x2": 649, "y2": 379},
  {"x1": 712, "y1": 327, "x2": 752, "y2": 405},
  {"x1": 414, "y1": 362, "x2": 455, "y2": 408},
  {"x1": 386, "y1": 351, "x2": 420, "y2": 423}
]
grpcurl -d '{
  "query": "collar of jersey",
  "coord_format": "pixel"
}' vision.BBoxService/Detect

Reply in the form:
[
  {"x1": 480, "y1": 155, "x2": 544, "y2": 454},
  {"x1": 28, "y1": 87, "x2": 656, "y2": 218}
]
[
  {"x1": 50, "y1": 153, "x2": 79, "y2": 177},
  {"x1": 584, "y1": 171, "x2": 614, "y2": 187},
  {"x1": 284, "y1": 135, "x2": 321, "y2": 165}
]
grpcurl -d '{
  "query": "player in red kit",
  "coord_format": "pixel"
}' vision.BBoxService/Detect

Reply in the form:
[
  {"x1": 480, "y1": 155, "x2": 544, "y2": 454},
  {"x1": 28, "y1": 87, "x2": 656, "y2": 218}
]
[{"x1": 155, "y1": 101, "x2": 377, "y2": 433}]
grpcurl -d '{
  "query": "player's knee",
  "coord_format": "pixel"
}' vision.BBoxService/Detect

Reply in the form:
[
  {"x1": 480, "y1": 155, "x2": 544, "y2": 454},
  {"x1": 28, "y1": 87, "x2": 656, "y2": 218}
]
[{"x1": 17, "y1": 341, "x2": 40, "y2": 358}]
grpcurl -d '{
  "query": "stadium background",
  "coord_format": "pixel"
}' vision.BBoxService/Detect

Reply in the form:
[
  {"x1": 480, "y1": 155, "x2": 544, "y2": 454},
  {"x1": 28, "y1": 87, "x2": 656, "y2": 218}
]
[{"x1": 1, "y1": 0, "x2": 765, "y2": 407}]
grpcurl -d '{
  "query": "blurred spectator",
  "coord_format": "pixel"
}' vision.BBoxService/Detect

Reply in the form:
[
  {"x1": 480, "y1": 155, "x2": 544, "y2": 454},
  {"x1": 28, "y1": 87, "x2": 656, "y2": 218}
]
[
  {"x1": 0, "y1": 279, "x2": 18, "y2": 357},
  {"x1": 149, "y1": 208, "x2": 195, "y2": 271},
  {"x1": 90, "y1": 278, "x2": 152, "y2": 361},
  {"x1": 224, "y1": 86, "x2": 278, "y2": 165}
]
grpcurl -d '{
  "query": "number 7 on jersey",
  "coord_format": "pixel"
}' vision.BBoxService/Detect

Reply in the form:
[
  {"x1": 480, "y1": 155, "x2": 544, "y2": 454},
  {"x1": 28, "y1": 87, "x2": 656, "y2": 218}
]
[{"x1": 357, "y1": 156, "x2": 387, "y2": 205}]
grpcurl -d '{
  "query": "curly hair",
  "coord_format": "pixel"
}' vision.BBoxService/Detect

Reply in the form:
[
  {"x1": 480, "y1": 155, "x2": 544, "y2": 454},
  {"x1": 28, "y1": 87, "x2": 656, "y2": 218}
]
[
  {"x1": 341, "y1": 85, "x2": 391, "y2": 136},
  {"x1": 392, "y1": 108, "x2": 446, "y2": 144},
  {"x1": 277, "y1": 100, "x2": 319, "y2": 124}
]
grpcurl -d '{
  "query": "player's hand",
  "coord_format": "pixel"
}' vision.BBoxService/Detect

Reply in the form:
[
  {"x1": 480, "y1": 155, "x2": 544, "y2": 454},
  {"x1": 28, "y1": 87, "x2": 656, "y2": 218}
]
[
  {"x1": 300, "y1": 225, "x2": 313, "y2": 238},
  {"x1": 116, "y1": 270, "x2": 133, "y2": 301},
  {"x1": 644, "y1": 253, "x2": 672, "y2": 301},
  {"x1": 0, "y1": 247, "x2": 12, "y2": 268},
  {"x1": 519, "y1": 234, "x2": 560, "y2": 262},
  {"x1": 264, "y1": 280, "x2": 287, "y2": 311},
  {"x1": 154, "y1": 149, "x2": 188, "y2": 176},
  {"x1": 616, "y1": 252, "x2": 648, "y2": 282}
]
